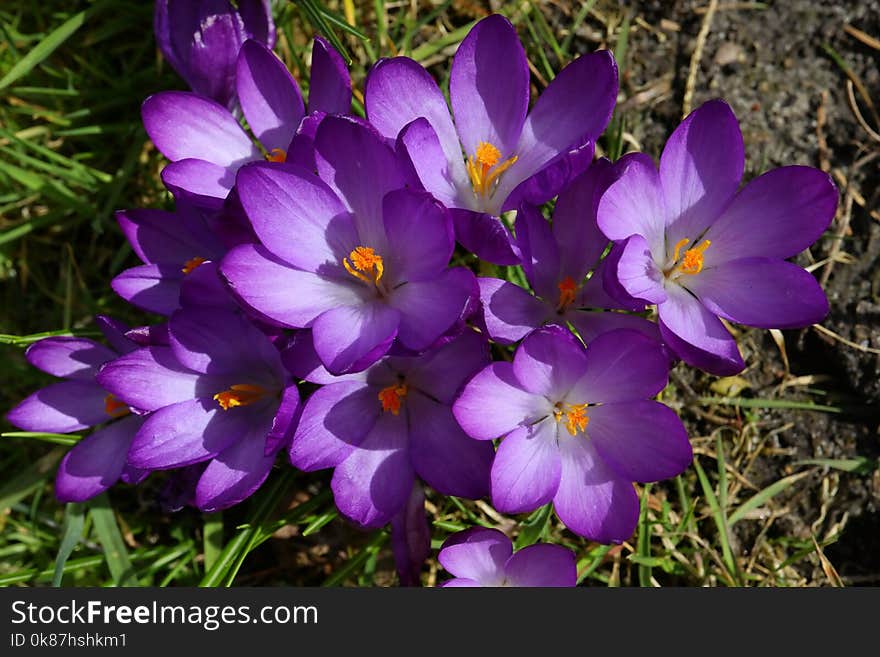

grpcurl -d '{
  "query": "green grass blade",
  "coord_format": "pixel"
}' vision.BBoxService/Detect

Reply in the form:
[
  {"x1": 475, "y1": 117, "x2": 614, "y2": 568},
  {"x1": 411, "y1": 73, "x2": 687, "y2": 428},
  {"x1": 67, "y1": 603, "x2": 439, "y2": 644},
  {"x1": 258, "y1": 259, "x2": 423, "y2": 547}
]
[
  {"x1": 0, "y1": 447, "x2": 64, "y2": 513},
  {"x1": 514, "y1": 503, "x2": 553, "y2": 550},
  {"x1": 693, "y1": 458, "x2": 738, "y2": 584},
  {"x1": 728, "y1": 470, "x2": 812, "y2": 526},
  {"x1": 301, "y1": 509, "x2": 338, "y2": 537},
  {"x1": 698, "y1": 396, "x2": 842, "y2": 413},
  {"x1": 322, "y1": 531, "x2": 387, "y2": 587},
  {"x1": 202, "y1": 513, "x2": 223, "y2": 574},
  {"x1": 52, "y1": 502, "x2": 86, "y2": 586},
  {"x1": 0, "y1": 11, "x2": 90, "y2": 90},
  {"x1": 89, "y1": 493, "x2": 138, "y2": 586},
  {"x1": 636, "y1": 484, "x2": 652, "y2": 587},
  {"x1": 793, "y1": 457, "x2": 875, "y2": 474},
  {"x1": 2, "y1": 431, "x2": 81, "y2": 446}
]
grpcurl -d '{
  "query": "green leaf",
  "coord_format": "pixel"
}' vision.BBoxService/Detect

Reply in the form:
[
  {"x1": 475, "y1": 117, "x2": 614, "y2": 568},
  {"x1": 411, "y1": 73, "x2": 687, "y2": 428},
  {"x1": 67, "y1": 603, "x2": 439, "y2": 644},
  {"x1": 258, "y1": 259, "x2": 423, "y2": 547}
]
[
  {"x1": 302, "y1": 509, "x2": 338, "y2": 537},
  {"x1": 0, "y1": 447, "x2": 64, "y2": 513},
  {"x1": 793, "y1": 457, "x2": 875, "y2": 474},
  {"x1": 693, "y1": 458, "x2": 738, "y2": 584},
  {"x1": 2, "y1": 431, "x2": 80, "y2": 446},
  {"x1": 89, "y1": 493, "x2": 138, "y2": 586},
  {"x1": 728, "y1": 470, "x2": 812, "y2": 526},
  {"x1": 636, "y1": 484, "x2": 652, "y2": 587},
  {"x1": 202, "y1": 513, "x2": 223, "y2": 574},
  {"x1": 0, "y1": 11, "x2": 90, "y2": 90},
  {"x1": 698, "y1": 396, "x2": 842, "y2": 414},
  {"x1": 53, "y1": 503, "x2": 86, "y2": 586},
  {"x1": 514, "y1": 503, "x2": 552, "y2": 550}
]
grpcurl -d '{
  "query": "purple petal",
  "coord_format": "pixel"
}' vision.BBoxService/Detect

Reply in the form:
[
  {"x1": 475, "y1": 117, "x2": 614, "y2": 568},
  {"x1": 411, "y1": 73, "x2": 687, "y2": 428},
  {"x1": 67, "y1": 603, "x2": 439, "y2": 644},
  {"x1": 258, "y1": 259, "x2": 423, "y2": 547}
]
[
  {"x1": 111, "y1": 264, "x2": 183, "y2": 316},
  {"x1": 452, "y1": 209, "x2": 520, "y2": 266},
  {"x1": 312, "y1": 302, "x2": 401, "y2": 375},
  {"x1": 96, "y1": 346, "x2": 208, "y2": 412},
  {"x1": 141, "y1": 91, "x2": 259, "y2": 166},
  {"x1": 453, "y1": 362, "x2": 550, "y2": 441},
  {"x1": 388, "y1": 268, "x2": 475, "y2": 351},
  {"x1": 408, "y1": 392, "x2": 492, "y2": 499},
  {"x1": 313, "y1": 116, "x2": 405, "y2": 246},
  {"x1": 491, "y1": 421, "x2": 561, "y2": 514},
  {"x1": 236, "y1": 40, "x2": 304, "y2": 152},
  {"x1": 25, "y1": 337, "x2": 115, "y2": 381},
  {"x1": 441, "y1": 578, "x2": 481, "y2": 587},
  {"x1": 236, "y1": 161, "x2": 358, "y2": 273},
  {"x1": 515, "y1": 203, "x2": 561, "y2": 300},
  {"x1": 161, "y1": 159, "x2": 234, "y2": 208},
  {"x1": 588, "y1": 401, "x2": 692, "y2": 483},
  {"x1": 438, "y1": 527, "x2": 511, "y2": 586},
  {"x1": 331, "y1": 411, "x2": 415, "y2": 528},
  {"x1": 195, "y1": 418, "x2": 278, "y2": 512},
  {"x1": 687, "y1": 258, "x2": 829, "y2": 329},
  {"x1": 704, "y1": 166, "x2": 837, "y2": 263},
  {"x1": 127, "y1": 398, "x2": 261, "y2": 469},
  {"x1": 239, "y1": 0, "x2": 275, "y2": 48},
  {"x1": 168, "y1": 307, "x2": 284, "y2": 378},
  {"x1": 566, "y1": 329, "x2": 670, "y2": 404},
  {"x1": 289, "y1": 381, "x2": 378, "y2": 471},
  {"x1": 390, "y1": 482, "x2": 430, "y2": 587},
  {"x1": 592, "y1": 243, "x2": 651, "y2": 311},
  {"x1": 178, "y1": 260, "x2": 239, "y2": 311},
  {"x1": 513, "y1": 325, "x2": 588, "y2": 399},
  {"x1": 365, "y1": 56, "x2": 463, "y2": 178},
  {"x1": 220, "y1": 243, "x2": 361, "y2": 327},
  {"x1": 55, "y1": 414, "x2": 144, "y2": 503},
  {"x1": 596, "y1": 152, "x2": 667, "y2": 258},
  {"x1": 661, "y1": 99, "x2": 743, "y2": 245},
  {"x1": 404, "y1": 329, "x2": 490, "y2": 405},
  {"x1": 450, "y1": 14, "x2": 529, "y2": 157},
  {"x1": 478, "y1": 277, "x2": 549, "y2": 345},
  {"x1": 503, "y1": 544, "x2": 577, "y2": 587},
  {"x1": 308, "y1": 35, "x2": 352, "y2": 115},
  {"x1": 396, "y1": 118, "x2": 466, "y2": 208},
  {"x1": 382, "y1": 189, "x2": 454, "y2": 281},
  {"x1": 567, "y1": 310, "x2": 662, "y2": 346},
  {"x1": 502, "y1": 139, "x2": 594, "y2": 212},
  {"x1": 499, "y1": 50, "x2": 617, "y2": 200},
  {"x1": 278, "y1": 330, "x2": 367, "y2": 385},
  {"x1": 95, "y1": 315, "x2": 137, "y2": 355},
  {"x1": 116, "y1": 207, "x2": 223, "y2": 266},
  {"x1": 7, "y1": 380, "x2": 109, "y2": 433},
  {"x1": 657, "y1": 284, "x2": 744, "y2": 375},
  {"x1": 553, "y1": 436, "x2": 638, "y2": 543},
  {"x1": 264, "y1": 384, "x2": 300, "y2": 456}
]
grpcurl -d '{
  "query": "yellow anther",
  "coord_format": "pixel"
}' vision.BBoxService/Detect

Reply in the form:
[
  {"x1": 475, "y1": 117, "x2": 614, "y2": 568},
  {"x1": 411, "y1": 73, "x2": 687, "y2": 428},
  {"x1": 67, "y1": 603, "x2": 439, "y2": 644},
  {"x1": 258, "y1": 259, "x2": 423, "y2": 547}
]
[
  {"x1": 266, "y1": 148, "x2": 287, "y2": 163},
  {"x1": 553, "y1": 402, "x2": 590, "y2": 436},
  {"x1": 343, "y1": 246, "x2": 385, "y2": 285},
  {"x1": 466, "y1": 140, "x2": 518, "y2": 198},
  {"x1": 181, "y1": 256, "x2": 207, "y2": 275},
  {"x1": 378, "y1": 383, "x2": 408, "y2": 415},
  {"x1": 668, "y1": 238, "x2": 711, "y2": 276},
  {"x1": 213, "y1": 384, "x2": 267, "y2": 411}
]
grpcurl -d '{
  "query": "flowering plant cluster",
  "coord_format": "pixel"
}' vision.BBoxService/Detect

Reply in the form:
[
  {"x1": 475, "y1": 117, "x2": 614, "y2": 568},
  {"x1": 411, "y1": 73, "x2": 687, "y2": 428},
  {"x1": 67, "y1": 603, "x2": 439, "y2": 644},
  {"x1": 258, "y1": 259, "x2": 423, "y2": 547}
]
[{"x1": 6, "y1": 3, "x2": 836, "y2": 587}]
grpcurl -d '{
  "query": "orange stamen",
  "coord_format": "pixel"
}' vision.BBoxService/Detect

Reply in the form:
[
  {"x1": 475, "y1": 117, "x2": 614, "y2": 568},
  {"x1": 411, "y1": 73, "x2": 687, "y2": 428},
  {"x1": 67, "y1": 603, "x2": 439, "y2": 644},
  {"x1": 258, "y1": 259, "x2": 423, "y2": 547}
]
[
  {"x1": 181, "y1": 256, "x2": 207, "y2": 275},
  {"x1": 378, "y1": 383, "x2": 408, "y2": 415},
  {"x1": 104, "y1": 394, "x2": 130, "y2": 418},
  {"x1": 266, "y1": 148, "x2": 287, "y2": 163},
  {"x1": 557, "y1": 276, "x2": 578, "y2": 311},
  {"x1": 553, "y1": 402, "x2": 590, "y2": 436},
  {"x1": 213, "y1": 383, "x2": 267, "y2": 411},
  {"x1": 466, "y1": 140, "x2": 518, "y2": 198},
  {"x1": 668, "y1": 238, "x2": 711, "y2": 276},
  {"x1": 343, "y1": 246, "x2": 384, "y2": 285}
]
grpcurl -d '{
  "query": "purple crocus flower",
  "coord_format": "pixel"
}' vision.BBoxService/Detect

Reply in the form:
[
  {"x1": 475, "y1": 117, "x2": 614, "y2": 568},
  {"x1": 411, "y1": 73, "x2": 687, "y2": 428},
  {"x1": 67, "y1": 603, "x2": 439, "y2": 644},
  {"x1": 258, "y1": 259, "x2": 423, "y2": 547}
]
[
  {"x1": 479, "y1": 159, "x2": 660, "y2": 345},
  {"x1": 221, "y1": 116, "x2": 477, "y2": 375},
  {"x1": 143, "y1": 37, "x2": 351, "y2": 208},
  {"x1": 364, "y1": 13, "x2": 617, "y2": 264},
  {"x1": 96, "y1": 308, "x2": 299, "y2": 512},
  {"x1": 453, "y1": 326, "x2": 692, "y2": 543},
  {"x1": 597, "y1": 100, "x2": 836, "y2": 375},
  {"x1": 6, "y1": 316, "x2": 147, "y2": 502},
  {"x1": 288, "y1": 329, "x2": 494, "y2": 529},
  {"x1": 111, "y1": 201, "x2": 238, "y2": 316},
  {"x1": 154, "y1": 0, "x2": 275, "y2": 109},
  {"x1": 438, "y1": 527, "x2": 576, "y2": 587}
]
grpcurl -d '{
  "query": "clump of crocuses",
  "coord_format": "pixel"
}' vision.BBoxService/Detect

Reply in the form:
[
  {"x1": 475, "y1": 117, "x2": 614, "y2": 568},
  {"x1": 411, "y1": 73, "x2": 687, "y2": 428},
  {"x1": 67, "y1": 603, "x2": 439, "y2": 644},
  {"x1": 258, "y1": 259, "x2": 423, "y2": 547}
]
[{"x1": 3, "y1": 7, "x2": 836, "y2": 588}]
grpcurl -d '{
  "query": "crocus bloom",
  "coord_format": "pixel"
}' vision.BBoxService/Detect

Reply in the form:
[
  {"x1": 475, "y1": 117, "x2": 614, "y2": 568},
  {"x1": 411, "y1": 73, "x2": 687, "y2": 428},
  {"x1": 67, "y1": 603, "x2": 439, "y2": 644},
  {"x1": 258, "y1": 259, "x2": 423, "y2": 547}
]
[
  {"x1": 438, "y1": 527, "x2": 576, "y2": 587},
  {"x1": 221, "y1": 116, "x2": 477, "y2": 375},
  {"x1": 143, "y1": 37, "x2": 351, "y2": 208},
  {"x1": 111, "y1": 202, "x2": 235, "y2": 316},
  {"x1": 479, "y1": 159, "x2": 660, "y2": 345},
  {"x1": 6, "y1": 316, "x2": 147, "y2": 502},
  {"x1": 154, "y1": 0, "x2": 275, "y2": 109},
  {"x1": 390, "y1": 483, "x2": 431, "y2": 587},
  {"x1": 365, "y1": 13, "x2": 617, "y2": 264},
  {"x1": 454, "y1": 326, "x2": 691, "y2": 543},
  {"x1": 96, "y1": 308, "x2": 299, "y2": 512},
  {"x1": 597, "y1": 100, "x2": 836, "y2": 375},
  {"x1": 288, "y1": 329, "x2": 494, "y2": 529}
]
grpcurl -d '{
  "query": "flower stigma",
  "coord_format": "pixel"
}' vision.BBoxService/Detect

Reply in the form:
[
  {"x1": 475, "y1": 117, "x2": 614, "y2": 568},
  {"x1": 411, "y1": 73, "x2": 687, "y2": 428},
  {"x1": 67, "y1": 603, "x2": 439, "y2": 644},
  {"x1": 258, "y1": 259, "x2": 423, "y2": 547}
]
[
  {"x1": 667, "y1": 238, "x2": 711, "y2": 277},
  {"x1": 213, "y1": 383, "x2": 267, "y2": 410},
  {"x1": 344, "y1": 246, "x2": 385, "y2": 287},
  {"x1": 266, "y1": 148, "x2": 287, "y2": 163},
  {"x1": 466, "y1": 141, "x2": 518, "y2": 200},
  {"x1": 378, "y1": 383, "x2": 408, "y2": 415},
  {"x1": 181, "y1": 256, "x2": 207, "y2": 275},
  {"x1": 553, "y1": 402, "x2": 590, "y2": 436},
  {"x1": 556, "y1": 276, "x2": 578, "y2": 312},
  {"x1": 103, "y1": 394, "x2": 130, "y2": 418}
]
